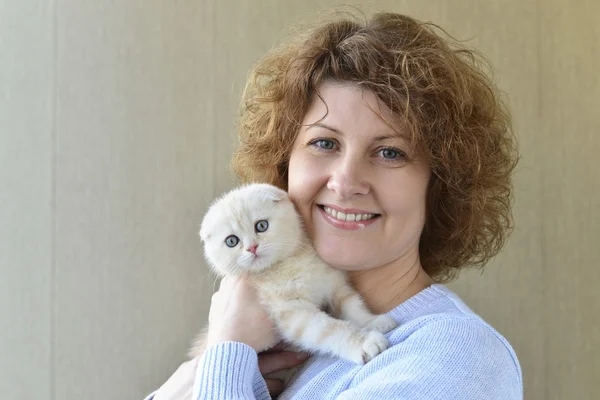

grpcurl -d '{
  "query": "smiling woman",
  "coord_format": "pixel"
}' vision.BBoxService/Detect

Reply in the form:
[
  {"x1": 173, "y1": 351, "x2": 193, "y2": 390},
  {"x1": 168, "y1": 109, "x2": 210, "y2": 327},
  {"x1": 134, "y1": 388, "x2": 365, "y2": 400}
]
[
  {"x1": 289, "y1": 83, "x2": 431, "y2": 302},
  {"x1": 148, "y1": 11, "x2": 521, "y2": 400},
  {"x1": 288, "y1": 82, "x2": 434, "y2": 313},
  {"x1": 234, "y1": 14, "x2": 517, "y2": 286}
]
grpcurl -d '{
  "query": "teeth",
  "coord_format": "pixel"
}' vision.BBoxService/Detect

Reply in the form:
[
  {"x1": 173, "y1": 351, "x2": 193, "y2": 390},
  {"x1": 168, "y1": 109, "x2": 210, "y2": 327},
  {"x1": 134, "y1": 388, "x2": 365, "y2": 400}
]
[{"x1": 323, "y1": 206, "x2": 375, "y2": 222}]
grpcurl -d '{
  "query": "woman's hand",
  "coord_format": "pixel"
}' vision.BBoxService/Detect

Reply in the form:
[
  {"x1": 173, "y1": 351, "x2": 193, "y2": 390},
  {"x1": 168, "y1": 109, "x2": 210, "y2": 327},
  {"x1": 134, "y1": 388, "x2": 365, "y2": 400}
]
[
  {"x1": 152, "y1": 347, "x2": 309, "y2": 400},
  {"x1": 208, "y1": 276, "x2": 310, "y2": 397},
  {"x1": 153, "y1": 276, "x2": 309, "y2": 399},
  {"x1": 258, "y1": 344, "x2": 310, "y2": 398},
  {"x1": 206, "y1": 275, "x2": 279, "y2": 352}
]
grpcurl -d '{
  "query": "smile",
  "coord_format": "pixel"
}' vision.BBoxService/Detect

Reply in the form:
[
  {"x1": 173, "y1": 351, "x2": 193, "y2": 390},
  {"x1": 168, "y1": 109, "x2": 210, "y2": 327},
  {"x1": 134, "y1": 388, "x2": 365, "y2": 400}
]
[
  {"x1": 322, "y1": 206, "x2": 377, "y2": 222},
  {"x1": 317, "y1": 205, "x2": 380, "y2": 230}
]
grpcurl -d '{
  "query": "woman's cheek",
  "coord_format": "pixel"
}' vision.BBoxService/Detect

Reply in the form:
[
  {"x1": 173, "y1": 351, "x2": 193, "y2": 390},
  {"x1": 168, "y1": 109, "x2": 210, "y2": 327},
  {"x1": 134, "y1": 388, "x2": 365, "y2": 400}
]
[{"x1": 288, "y1": 154, "x2": 325, "y2": 231}]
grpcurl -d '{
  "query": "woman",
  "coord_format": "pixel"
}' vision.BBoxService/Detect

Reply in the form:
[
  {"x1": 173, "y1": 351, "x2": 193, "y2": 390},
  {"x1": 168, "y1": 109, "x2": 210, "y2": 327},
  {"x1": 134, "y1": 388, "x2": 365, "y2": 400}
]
[{"x1": 148, "y1": 11, "x2": 522, "y2": 400}]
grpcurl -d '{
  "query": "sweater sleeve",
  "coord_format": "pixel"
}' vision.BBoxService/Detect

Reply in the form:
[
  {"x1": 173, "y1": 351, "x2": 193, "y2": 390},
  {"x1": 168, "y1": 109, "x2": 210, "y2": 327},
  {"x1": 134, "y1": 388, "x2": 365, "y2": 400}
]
[
  {"x1": 192, "y1": 342, "x2": 271, "y2": 400},
  {"x1": 336, "y1": 317, "x2": 522, "y2": 400}
]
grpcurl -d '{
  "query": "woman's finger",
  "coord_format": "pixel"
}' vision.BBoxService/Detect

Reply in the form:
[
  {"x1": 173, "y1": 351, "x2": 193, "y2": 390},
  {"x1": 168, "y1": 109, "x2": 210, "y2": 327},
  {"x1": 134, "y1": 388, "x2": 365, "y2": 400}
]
[
  {"x1": 265, "y1": 378, "x2": 284, "y2": 398},
  {"x1": 258, "y1": 350, "x2": 310, "y2": 375},
  {"x1": 259, "y1": 341, "x2": 286, "y2": 354}
]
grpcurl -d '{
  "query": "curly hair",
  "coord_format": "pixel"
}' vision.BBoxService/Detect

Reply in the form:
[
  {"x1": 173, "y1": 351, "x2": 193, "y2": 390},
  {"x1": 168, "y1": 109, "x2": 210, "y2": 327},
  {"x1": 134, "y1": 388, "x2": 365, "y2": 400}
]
[{"x1": 231, "y1": 11, "x2": 518, "y2": 283}]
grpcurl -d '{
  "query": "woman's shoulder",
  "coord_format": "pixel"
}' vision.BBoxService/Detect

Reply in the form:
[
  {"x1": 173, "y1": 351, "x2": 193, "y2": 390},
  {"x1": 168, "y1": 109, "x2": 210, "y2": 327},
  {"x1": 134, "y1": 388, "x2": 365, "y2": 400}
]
[
  {"x1": 337, "y1": 285, "x2": 523, "y2": 398},
  {"x1": 284, "y1": 285, "x2": 522, "y2": 399},
  {"x1": 381, "y1": 284, "x2": 522, "y2": 383}
]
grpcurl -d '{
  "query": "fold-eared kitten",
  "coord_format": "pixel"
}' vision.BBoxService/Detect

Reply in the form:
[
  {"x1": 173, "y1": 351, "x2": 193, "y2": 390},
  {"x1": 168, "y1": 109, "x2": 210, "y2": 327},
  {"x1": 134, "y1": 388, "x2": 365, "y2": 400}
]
[{"x1": 189, "y1": 183, "x2": 397, "y2": 364}]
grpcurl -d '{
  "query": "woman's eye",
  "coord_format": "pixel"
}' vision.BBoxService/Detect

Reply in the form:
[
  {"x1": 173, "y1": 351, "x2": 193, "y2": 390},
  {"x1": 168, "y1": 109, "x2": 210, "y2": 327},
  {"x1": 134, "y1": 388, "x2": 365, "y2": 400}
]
[
  {"x1": 255, "y1": 220, "x2": 269, "y2": 233},
  {"x1": 310, "y1": 139, "x2": 336, "y2": 150},
  {"x1": 225, "y1": 235, "x2": 239, "y2": 247},
  {"x1": 378, "y1": 147, "x2": 406, "y2": 161}
]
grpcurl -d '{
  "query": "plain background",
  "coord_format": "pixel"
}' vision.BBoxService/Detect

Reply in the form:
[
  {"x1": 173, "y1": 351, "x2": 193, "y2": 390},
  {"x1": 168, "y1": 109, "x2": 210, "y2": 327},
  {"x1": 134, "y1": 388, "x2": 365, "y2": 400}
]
[{"x1": 1, "y1": 1, "x2": 598, "y2": 399}]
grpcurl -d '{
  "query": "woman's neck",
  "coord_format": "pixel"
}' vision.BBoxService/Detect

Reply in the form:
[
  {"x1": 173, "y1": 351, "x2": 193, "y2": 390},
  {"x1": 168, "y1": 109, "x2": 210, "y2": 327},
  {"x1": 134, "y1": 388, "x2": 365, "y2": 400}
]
[{"x1": 348, "y1": 253, "x2": 434, "y2": 314}]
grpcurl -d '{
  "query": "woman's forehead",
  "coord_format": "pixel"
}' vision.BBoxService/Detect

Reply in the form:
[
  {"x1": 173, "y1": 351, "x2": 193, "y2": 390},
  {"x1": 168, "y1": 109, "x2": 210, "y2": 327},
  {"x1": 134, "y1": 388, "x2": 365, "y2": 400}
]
[{"x1": 303, "y1": 82, "x2": 409, "y2": 138}]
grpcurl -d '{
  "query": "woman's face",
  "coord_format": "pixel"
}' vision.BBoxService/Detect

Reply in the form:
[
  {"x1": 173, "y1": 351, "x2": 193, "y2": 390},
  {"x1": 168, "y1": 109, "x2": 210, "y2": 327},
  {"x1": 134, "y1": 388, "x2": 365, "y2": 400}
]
[{"x1": 288, "y1": 82, "x2": 431, "y2": 272}]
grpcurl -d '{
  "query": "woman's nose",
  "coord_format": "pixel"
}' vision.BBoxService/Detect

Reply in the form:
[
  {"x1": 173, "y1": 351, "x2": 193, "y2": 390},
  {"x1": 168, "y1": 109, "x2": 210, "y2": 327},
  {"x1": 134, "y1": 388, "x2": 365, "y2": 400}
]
[{"x1": 326, "y1": 157, "x2": 370, "y2": 199}]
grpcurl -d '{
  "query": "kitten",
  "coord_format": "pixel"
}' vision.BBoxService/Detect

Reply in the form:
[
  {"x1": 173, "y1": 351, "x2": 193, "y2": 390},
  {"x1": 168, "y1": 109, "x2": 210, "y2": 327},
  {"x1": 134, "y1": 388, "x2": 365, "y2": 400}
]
[{"x1": 189, "y1": 183, "x2": 397, "y2": 364}]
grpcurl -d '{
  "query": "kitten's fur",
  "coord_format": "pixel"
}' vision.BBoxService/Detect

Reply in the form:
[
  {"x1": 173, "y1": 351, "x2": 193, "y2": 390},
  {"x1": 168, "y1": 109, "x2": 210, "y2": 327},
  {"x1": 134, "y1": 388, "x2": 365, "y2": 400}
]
[{"x1": 189, "y1": 183, "x2": 397, "y2": 364}]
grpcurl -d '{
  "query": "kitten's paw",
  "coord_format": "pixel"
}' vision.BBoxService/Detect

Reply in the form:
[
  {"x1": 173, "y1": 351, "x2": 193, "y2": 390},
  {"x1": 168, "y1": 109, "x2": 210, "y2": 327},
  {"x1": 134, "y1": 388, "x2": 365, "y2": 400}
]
[
  {"x1": 364, "y1": 314, "x2": 398, "y2": 333},
  {"x1": 342, "y1": 331, "x2": 389, "y2": 364},
  {"x1": 359, "y1": 331, "x2": 389, "y2": 364}
]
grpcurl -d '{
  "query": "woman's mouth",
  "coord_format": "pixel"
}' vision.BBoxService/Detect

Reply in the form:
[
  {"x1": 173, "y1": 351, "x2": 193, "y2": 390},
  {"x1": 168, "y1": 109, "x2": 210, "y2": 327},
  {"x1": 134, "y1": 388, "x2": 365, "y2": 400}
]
[{"x1": 317, "y1": 205, "x2": 380, "y2": 230}]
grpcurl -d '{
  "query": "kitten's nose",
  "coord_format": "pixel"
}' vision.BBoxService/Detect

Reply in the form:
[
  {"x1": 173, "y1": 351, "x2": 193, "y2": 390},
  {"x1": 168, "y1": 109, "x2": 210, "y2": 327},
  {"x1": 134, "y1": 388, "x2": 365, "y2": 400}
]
[{"x1": 247, "y1": 244, "x2": 258, "y2": 254}]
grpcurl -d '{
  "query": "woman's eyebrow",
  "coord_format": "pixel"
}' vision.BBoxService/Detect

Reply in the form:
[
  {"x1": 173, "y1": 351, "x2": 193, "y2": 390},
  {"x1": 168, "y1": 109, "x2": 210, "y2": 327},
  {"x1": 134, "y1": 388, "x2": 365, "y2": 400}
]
[
  {"x1": 306, "y1": 123, "x2": 408, "y2": 142},
  {"x1": 305, "y1": 122, "x2": 341, "y2": 134},
  {"x1": 373, "y1": 135, "x2": 397, "y2": 141}
]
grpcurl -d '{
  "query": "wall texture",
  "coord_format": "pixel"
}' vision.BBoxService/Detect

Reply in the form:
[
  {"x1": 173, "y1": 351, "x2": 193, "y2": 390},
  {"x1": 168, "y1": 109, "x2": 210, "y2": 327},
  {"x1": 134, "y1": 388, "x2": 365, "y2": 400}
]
[{"x1": 1, "y1": 1, "x2": 598, "y2": 399}]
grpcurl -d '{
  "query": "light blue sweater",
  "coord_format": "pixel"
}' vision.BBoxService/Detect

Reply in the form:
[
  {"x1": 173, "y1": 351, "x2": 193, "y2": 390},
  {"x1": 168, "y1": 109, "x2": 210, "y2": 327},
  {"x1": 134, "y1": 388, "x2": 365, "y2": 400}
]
[{"x1": 146, "y1": 284, "x2": 522, "y2": 399}]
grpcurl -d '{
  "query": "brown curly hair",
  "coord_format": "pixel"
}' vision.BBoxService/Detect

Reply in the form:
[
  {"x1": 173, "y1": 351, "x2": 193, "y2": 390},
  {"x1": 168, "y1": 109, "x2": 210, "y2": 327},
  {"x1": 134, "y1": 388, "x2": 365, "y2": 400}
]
[{"x1": 231, "y1": 11, "x2": 518, "y2": 283}]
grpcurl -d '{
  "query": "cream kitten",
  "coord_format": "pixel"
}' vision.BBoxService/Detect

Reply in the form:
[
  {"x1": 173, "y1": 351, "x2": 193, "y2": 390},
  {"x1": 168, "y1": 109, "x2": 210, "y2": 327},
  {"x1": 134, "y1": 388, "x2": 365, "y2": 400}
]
[{"x1": 190, "y1": 183, "x2": 397, "y2": 364}]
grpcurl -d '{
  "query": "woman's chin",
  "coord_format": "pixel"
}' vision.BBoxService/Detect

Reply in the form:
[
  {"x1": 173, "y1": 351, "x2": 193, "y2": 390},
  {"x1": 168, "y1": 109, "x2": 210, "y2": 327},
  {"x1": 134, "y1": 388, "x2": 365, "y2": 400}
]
[{"x1": 316, "y1": 245, "x2": 366, "y2": 272}]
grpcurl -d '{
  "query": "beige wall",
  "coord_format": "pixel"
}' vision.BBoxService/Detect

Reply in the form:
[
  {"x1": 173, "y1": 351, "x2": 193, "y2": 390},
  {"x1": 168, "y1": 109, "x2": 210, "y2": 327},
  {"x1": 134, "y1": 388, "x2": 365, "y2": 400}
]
[{"x1": 1, "y1": 1, "x2": 598, "y2": 399}]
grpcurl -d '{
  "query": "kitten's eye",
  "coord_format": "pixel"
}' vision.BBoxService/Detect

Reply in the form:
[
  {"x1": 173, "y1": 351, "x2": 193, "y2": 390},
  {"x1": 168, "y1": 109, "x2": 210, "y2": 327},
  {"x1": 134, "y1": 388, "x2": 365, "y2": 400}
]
[
  {"x1": 225, "y1": 235, "x2": 239, "y2": 248},
  {"x1": 255, "y1": 220, "x2": 269, "y2": 233}
]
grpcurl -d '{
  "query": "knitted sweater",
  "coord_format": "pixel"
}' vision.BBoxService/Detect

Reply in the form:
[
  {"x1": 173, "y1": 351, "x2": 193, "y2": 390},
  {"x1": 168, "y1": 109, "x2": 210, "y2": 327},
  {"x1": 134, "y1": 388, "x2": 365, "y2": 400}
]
[{"x1": 146, "y1": 284, "x2": 522, "y2": 399}]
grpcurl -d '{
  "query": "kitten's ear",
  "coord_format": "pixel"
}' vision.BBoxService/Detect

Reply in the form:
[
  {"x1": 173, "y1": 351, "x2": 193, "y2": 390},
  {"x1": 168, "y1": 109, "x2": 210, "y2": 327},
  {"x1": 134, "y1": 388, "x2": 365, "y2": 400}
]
[
  {"x1": 259, "y1": 184, "x2": 288, "y2": 202},
  {"x1": 199, "y1": 210, "x2": 214, "y2": 242},
  {"x1": 199, "y1": 196, "x2": 223, "y2": 242},
  {"x1": 199, "y1": 224, "x2": 208, "y2": 242}
]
